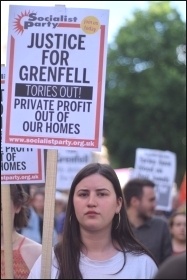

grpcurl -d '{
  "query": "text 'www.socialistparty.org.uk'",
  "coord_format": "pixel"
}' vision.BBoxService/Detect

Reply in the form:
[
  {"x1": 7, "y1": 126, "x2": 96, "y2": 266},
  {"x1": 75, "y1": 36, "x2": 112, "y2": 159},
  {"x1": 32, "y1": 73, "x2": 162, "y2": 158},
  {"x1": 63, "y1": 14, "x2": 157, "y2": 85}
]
[{"x1": 8, "y1": 137, "x2": 95, "y2": 147}]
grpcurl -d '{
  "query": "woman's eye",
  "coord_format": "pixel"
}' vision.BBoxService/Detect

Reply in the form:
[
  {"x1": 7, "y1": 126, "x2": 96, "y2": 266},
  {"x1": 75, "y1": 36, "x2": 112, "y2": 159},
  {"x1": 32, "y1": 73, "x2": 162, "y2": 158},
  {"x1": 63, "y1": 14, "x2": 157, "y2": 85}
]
[
  {"x1": 79, "y1": 193, "x2": 88, "y2": 197},
  {"x1": 98, "y1": 192, "x2": 107, "y2": 196}
]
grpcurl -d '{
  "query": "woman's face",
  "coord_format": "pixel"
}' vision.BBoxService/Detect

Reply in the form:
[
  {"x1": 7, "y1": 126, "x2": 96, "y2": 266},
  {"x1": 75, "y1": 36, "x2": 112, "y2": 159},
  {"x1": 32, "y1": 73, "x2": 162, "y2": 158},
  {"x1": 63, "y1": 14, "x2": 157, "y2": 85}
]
[
  {"x1": 170, "y1": 214, "x2": 186, "y2": 242},
  {"x1": 73, "y1": 173, "x2": 122, "y2": 232},
  {"x1": 32, "y1": 193, "x2": 44, "y2": 215}
]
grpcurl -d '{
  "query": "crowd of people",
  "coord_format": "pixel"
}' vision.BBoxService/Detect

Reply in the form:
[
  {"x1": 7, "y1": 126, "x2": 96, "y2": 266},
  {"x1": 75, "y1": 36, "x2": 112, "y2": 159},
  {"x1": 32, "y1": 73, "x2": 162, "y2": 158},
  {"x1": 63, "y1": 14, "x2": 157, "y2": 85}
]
[{"x1": 1, "y1": 163, "x2": 186, "y2": 279}]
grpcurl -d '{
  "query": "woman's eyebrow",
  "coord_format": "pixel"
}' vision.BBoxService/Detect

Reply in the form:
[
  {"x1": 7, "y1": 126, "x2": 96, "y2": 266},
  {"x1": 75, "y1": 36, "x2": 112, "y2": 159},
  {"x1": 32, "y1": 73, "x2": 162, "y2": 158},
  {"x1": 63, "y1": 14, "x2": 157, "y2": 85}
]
[
  {"x1": 77, "y1": 188, "x2": 89, "y2": 192},
  {"x1": 96, "y1": 188, "x2": 110, "y2": 192},
  {"x1": 76, "y1": 188, "x2": 110, "y2": 192}
]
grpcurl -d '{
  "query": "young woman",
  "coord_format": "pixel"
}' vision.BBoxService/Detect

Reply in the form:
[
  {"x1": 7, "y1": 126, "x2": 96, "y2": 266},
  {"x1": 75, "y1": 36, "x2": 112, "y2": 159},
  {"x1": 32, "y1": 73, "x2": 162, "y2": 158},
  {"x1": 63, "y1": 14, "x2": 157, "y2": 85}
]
[
  {"x1": 28, "y1": 163, "x2": 158, "y2": 279},
  {"x1": 1, "y1": 184, "x2": 42, "y2": 279},
  {"x1": 169, "y1": 211, "x2": 186, "y2": 255}
]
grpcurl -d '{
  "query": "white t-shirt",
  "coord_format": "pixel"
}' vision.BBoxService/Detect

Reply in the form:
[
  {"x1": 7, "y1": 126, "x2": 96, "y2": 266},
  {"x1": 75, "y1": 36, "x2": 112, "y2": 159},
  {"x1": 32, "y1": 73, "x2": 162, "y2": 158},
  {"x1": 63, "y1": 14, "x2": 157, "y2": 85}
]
[{"x1": 28, "y1": 251, "x2": 158, "y2": 279}]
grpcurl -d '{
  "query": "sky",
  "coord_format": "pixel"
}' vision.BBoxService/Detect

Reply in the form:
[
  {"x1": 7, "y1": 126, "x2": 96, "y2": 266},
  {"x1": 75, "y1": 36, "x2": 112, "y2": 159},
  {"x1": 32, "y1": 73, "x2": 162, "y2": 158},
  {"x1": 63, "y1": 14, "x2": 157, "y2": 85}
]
[{"x1": 1, "y1": 1, "x2": 186, "y2": 64}]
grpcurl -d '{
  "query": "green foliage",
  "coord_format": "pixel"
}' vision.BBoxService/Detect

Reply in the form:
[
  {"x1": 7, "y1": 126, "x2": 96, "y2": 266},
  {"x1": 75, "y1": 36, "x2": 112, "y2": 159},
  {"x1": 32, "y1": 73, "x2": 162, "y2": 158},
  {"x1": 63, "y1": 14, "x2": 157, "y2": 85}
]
[{"x1": 104, "y1": 1, "x2": 186, "y2": 186}]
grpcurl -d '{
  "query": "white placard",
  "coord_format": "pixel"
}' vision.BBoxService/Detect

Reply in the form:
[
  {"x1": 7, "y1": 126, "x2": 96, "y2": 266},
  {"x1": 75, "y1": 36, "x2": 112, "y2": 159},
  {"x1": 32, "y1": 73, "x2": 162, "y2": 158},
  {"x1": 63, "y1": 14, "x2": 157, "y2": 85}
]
[
  {"x1": 132, "y1": 148, "x2": 177, "y2": 211},
  {"x1": 3, "y1": 5, "x2": 109, "y2": 150},
  {"x1": 1, "y1": 66, "x2": 45, "y2": 184},
  {"x1": 56, "y1": 150, "x2": 93, "y2": 190}
]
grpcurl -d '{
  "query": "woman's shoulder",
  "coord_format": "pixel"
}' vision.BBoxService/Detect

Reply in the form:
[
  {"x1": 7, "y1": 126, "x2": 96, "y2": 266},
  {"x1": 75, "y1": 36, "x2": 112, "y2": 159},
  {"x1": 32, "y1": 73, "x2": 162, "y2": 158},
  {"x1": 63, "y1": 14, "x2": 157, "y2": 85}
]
[
  {"x1": 20, "y1": 236, "x2": 42, "y2": 269},
  {"x1": 126, "y1": 251, "x2": 157, "y2": 265},
  {"x1": 125, "y1": 251, "x2": 158, "y2": 277}
]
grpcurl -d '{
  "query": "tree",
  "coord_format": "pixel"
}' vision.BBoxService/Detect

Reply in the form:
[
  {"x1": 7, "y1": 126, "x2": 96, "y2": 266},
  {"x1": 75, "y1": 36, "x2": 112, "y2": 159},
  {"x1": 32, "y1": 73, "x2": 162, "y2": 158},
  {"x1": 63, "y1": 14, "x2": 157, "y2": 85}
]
[{"x1": 104, "y1": 1, "x2": 186, "y2": 186}]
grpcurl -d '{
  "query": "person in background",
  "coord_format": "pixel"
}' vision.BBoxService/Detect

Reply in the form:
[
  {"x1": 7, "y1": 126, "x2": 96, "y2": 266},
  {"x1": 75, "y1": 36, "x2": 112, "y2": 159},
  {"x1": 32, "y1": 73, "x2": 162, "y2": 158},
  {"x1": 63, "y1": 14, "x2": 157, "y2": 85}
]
[
  {"x1": 153, "y1": 252, "x2": 186, "y2": 279},
  {"x1": 31, "y1": 189, "x2": 45, "y2": 241},
  {"x1": 20, "y1": 187, "x2": 44, "y2": 244},
  {"x1": 1, "y1": 184, "x2": 42, "y2": 279},
  {"x1": 123, "y1": 178, "x2": 172, "y2": 266},
  {"x1": 20, "y1": 186, "x2": 58, "y2": 245},
  {"x1": 169, "y1": 211, "x2": 186, "y2": 255},
  {"x1": 54, "y1": 191, "x2": 68, "y2": 242},
  {"x1": 28, "y1": 163, "x2": 158, "y2": 279},
  {"x1": 29, "y1": 184, "x2": 40, "y2": 198}
]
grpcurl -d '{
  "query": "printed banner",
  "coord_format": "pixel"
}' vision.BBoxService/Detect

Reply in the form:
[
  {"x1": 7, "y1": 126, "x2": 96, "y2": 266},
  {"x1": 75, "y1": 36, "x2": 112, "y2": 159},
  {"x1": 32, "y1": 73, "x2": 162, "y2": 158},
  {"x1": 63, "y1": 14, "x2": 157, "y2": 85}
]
[
  {"x1": 3, "y1": 5, "x2": 109, "y2": 150},
  {"x1": 1, "y1": 66, "x2": 45, "y2": 184}
]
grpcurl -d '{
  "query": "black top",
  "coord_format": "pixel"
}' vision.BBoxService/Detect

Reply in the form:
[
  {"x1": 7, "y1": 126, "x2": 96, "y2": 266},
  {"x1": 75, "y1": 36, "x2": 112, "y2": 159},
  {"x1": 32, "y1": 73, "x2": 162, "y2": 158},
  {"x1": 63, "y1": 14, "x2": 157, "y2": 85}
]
[{"x1": 131, "y1": 216, "x2": 172, "y2": 265}]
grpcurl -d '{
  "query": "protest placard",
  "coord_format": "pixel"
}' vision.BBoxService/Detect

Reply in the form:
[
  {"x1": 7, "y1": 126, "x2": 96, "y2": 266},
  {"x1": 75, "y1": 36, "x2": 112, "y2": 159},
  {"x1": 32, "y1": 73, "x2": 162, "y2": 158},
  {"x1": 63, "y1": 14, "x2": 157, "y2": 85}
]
[
  {"x1": 1, "y1": 66, "x2": 45, "y2": 184},
  {"x1": 56, "y1": 149, "x2": 93, "y2": 190},
  {"x1": 3, "y1": 5, "x2": 109, "y2": 151},
  {"x1": 132, "y1": 148, "x2": 177, "y2": 211},
  {"x1": 2, "y1": 5, "x2": 109, "y2": 278}
]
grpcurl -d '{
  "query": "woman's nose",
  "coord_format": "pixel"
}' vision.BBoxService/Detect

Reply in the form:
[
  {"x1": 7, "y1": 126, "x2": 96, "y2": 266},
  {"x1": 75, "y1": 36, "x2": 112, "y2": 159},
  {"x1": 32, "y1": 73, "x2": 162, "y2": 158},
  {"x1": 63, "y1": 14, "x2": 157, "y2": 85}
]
[{"x1": 88, "y1": 194, "x2": 97, "y2": 206}]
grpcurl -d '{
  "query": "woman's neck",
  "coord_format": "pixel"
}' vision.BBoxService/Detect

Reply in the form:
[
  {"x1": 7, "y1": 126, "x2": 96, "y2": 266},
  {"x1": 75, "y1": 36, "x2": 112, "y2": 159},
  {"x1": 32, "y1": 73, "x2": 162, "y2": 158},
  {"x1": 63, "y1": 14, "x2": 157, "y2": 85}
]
[
  {"x1": 172, "y1": 238, "x2": 186, "y2": 253},
  {"x1": 80, "y1": 228, "x2": 119, "y2": 260}
]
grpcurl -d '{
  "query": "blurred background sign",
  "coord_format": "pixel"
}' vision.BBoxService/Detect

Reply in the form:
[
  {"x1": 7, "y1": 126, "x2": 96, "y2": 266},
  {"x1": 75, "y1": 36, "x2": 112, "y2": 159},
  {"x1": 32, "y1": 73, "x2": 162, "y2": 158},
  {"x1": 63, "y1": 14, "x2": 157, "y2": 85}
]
[
  {"x1": 132, "y1": 148, "x2": 177, "y2": 211},
  {"x1": 56, "y1": 150, "x2": 93, "y2": 191}
]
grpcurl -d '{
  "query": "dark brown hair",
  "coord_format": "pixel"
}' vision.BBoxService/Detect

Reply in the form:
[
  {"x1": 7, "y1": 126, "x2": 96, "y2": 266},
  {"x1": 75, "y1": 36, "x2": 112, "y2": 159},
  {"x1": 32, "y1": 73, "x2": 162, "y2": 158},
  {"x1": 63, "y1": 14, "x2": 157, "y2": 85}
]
[
  {"x1": 10, "y1": 184, "x2": 29, "y2": 228},
  {"x1": 123, "y1": 178, "x2": 155, "y2": 207}
]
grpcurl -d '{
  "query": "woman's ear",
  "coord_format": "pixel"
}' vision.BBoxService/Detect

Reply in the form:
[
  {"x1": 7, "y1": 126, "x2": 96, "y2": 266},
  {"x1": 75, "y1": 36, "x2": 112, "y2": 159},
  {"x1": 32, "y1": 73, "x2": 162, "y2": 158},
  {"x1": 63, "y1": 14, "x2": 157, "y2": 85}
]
[{"x1": 116, "y1": 196, "x2": 122, "y2": 213}]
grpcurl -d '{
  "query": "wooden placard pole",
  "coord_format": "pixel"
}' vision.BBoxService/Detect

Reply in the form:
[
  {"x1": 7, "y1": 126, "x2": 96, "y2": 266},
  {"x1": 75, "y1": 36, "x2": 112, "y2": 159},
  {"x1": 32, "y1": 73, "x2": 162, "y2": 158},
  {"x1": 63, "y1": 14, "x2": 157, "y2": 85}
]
[
  {"x1": 1, "y1": 184, "x2": 14, "y2": 279},
  {"x1": 41, "y1": 149, "x2": 58, "y2": 279}
]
